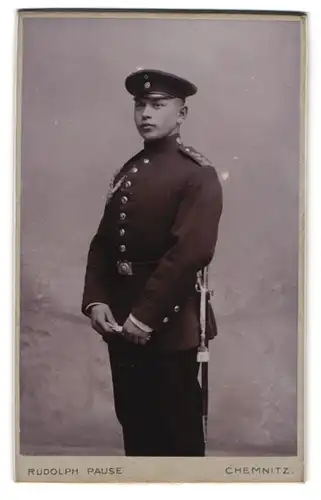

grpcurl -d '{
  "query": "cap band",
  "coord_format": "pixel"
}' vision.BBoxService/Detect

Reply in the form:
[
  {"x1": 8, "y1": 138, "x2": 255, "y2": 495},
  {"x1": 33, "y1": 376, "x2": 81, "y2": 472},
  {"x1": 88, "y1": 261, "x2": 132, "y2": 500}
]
[{"x1": 134, "y1": 91, "x2": 176, "y2": 100}]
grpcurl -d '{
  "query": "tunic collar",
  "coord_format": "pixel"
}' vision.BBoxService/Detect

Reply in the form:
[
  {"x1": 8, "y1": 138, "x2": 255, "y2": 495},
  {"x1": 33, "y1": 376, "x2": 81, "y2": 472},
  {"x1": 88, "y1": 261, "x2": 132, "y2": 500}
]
[{"x1": 143, "y1": 133, "x2": 182, "y2": 154}]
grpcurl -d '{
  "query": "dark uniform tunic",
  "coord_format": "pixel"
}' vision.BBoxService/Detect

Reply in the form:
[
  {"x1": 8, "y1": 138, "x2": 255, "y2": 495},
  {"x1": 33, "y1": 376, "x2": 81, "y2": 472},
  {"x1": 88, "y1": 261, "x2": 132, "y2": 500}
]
[{"x1": 82, "y1": 133, "x2": 223, "y2": 456}]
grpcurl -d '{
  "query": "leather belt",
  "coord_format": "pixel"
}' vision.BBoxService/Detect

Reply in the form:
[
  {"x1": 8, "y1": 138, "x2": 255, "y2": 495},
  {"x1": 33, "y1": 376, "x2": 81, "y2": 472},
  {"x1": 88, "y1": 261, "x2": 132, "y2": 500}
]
[{"x1": 116, "y1": 260, "x2": 158, "y2": 276}]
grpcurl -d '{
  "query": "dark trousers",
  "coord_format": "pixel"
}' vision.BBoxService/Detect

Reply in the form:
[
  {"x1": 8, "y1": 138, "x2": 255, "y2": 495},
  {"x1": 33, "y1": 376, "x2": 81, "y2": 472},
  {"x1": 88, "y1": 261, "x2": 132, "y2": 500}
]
[{"x1": 108, "y1": 339, "x2": 205, "y2": 457}]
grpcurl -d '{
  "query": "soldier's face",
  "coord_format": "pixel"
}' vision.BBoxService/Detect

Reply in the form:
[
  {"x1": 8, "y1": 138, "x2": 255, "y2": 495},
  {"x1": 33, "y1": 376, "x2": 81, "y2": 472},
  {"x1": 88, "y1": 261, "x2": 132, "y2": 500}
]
[{"x1": 134, "y1": 96, "x2": 187, "y2": 141}]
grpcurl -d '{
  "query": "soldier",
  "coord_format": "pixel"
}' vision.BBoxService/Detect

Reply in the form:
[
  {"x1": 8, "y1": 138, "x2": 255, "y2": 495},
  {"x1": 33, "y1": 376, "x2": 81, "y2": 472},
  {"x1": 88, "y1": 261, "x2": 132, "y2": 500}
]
[{"x1": 82, "y1": 69, "x2": 223, "y2": 457}]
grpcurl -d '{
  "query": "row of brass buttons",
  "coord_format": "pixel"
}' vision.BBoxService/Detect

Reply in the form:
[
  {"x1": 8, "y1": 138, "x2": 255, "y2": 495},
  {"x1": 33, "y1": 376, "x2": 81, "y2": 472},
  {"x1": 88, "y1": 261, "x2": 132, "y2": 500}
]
[{"x1": 118, "y1": 163, "x2": 141, "y2": 253}]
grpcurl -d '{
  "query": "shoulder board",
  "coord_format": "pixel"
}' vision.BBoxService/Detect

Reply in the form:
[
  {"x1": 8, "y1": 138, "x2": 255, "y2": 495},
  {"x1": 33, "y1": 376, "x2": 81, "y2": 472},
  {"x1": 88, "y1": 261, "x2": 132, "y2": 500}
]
[
  {"x1": 178, "y1": 144, "x2": 213, "y2": 168},
  {"x1": 112, "y1": 149, "x2": 144, "y2": 185},
  {"x1": 126, "y1": 149, "x2": 144, "y2": 164}
]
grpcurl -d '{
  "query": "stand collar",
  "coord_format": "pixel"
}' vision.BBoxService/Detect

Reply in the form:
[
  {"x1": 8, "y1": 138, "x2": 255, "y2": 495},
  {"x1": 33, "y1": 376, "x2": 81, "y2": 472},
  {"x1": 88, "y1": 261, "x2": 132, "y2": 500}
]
[{"x1": 143, "y1": 133, "x2": 182, "y2": 154}]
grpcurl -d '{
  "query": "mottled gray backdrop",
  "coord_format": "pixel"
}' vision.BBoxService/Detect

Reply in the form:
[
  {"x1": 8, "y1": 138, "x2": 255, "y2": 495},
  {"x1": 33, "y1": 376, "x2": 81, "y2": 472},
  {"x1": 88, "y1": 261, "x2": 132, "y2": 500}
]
[{"x1": 19, "y1": 15, "x2": 301, "y2": 456}]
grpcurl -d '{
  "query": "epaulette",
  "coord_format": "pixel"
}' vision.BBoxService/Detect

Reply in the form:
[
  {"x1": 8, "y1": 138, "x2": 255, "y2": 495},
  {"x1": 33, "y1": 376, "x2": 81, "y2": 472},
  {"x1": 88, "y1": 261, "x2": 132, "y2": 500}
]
[{"x1": 178, "y1": 144, "x2": 213, "y2": 168}]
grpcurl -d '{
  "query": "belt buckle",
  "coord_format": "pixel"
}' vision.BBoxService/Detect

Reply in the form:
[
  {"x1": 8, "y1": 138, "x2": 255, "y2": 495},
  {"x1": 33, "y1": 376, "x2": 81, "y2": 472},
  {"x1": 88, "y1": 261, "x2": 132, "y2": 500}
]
[{"x1": 117, "y1": 260, "x2": 133, "y2": 275}]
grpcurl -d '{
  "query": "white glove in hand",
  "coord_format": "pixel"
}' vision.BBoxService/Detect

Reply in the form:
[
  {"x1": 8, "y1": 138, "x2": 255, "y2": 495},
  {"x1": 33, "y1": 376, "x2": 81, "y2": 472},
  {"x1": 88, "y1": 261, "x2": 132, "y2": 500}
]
[{"x1": 90, "y1": 304, "x2": 121, "y2": 337}]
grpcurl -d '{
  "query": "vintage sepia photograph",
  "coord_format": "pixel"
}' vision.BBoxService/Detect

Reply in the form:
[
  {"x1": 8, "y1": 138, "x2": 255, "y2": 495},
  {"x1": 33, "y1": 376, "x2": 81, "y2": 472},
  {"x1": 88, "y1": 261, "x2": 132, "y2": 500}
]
[{"x1": 15, "y1": 9, "x2": 306, "y2": 482}]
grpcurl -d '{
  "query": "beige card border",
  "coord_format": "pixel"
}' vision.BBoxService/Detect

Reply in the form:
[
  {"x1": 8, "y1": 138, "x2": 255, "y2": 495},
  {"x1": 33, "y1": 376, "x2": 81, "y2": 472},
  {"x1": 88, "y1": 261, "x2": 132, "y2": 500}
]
[{"x1": 14, "y1": 9, "x2": 307, "y2": 483}]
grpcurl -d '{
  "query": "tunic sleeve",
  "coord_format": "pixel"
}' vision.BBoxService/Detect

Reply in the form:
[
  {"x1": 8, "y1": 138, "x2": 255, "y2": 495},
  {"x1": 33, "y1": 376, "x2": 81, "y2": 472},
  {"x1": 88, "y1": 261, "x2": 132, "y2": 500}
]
[
  {"x1": 81, "y1": 166, "x2": 127, "y2": 315},
  {"x1": 81, "y1": 204, "x2": 112, "y2": 316}
]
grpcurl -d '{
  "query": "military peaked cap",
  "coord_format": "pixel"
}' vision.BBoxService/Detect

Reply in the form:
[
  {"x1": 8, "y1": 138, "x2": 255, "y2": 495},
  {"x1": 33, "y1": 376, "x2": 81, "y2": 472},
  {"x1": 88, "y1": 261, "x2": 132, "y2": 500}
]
[{"x1": 125, "y1": 69, "x2": 197, "y2": 99}]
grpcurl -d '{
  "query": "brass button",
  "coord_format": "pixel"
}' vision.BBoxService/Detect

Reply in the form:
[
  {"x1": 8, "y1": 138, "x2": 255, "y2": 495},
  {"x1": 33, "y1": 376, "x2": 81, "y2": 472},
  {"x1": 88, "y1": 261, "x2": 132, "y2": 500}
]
[
  {"x1": 163, "y1": 317, "x2": 169, "y2": 324},
  {"x1": 120, "y1": 212, "x2": 126, "y2": 221},
  {"x1": 131, "y1": 166, "x2": 138, "y2": 173},
  {"x1": 174, "y1": 305, "x2": 180, "y2": 312},
  {"x1": 121, "y1": 196, "x2": 128, "y2": 204},
  {"x1": 125, "y1": 180, "x2": 132, "y2": 188},
  {"x1": 143, "y1": 158, "x2": 150, "y2": 164},
  {"x1": 119, "y1": 229, "x2": 125, "y2": 236},
  {"x1": 119, "y1": 245, "x2": 126, "y2": 253}
]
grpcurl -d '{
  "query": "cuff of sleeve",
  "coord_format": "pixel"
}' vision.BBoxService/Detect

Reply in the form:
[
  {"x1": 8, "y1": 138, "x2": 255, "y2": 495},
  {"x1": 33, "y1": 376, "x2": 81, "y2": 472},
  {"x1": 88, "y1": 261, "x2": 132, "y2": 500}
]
[
  {"x1": 129, "y1": 314, "x2": 153, "y2": 333},
  {"x1": 85, "y1": 302, "x2": 108, "y2": 317}
]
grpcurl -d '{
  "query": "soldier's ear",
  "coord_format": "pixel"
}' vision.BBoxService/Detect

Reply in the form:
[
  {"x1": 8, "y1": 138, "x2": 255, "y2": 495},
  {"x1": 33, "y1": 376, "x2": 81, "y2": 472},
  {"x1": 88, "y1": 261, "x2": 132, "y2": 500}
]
[{"x1": 177, "y1": 105, "x2": 188, "y2": 124}]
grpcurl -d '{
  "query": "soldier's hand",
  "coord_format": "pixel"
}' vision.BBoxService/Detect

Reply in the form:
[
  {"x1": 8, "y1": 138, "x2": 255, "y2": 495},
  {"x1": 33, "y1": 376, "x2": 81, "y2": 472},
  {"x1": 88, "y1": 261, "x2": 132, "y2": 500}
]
[
  {"x1": 90, "y1": 304, "x2": 119, "y2": 337},
  {"x1": 123, "y1": 317, "x2": 151, "y2": 345}
]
